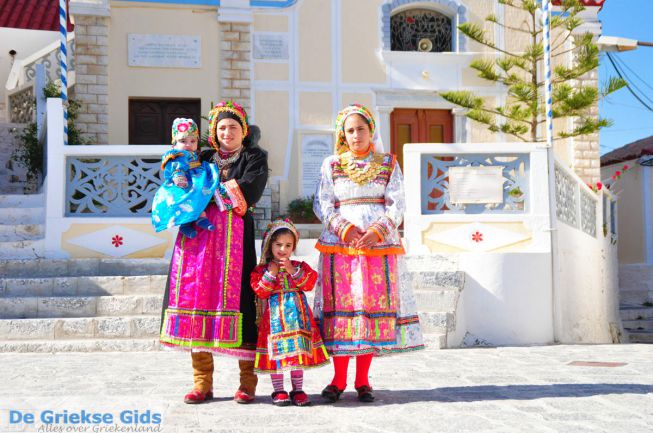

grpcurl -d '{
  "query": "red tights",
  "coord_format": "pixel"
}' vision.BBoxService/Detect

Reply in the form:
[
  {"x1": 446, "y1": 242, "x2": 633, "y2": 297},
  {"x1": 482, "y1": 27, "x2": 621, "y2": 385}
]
[{"x1": 330, "y1": 353, "x2": 373, "y2": 390}]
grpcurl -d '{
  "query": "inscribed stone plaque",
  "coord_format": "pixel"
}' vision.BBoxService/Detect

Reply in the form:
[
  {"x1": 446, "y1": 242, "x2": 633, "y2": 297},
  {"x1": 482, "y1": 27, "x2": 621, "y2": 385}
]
[
  {"x1": 253, "y1": 32, "x2": 289, "y2": 60},
  {"x1": 449, "y1": 166, "x2": 504, "y2": 204},
  {"x1": 128, "y1": 34, "x2": 201, "y2": 68},
  {"x1": 301, "y1": 135, "x2": 332, "y2": 197}
]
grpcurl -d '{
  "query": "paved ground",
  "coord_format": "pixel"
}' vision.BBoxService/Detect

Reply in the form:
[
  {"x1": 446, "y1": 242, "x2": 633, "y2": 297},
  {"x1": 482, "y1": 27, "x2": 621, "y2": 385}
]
[{"x1": 1, "y1": 343, "x2": 652, "y2": 433}]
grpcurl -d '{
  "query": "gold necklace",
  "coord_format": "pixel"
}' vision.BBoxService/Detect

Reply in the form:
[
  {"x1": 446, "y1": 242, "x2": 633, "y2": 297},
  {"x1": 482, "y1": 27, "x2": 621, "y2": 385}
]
[{"x1": 339, "y1": 152, "x2": 385, "y2": 185}]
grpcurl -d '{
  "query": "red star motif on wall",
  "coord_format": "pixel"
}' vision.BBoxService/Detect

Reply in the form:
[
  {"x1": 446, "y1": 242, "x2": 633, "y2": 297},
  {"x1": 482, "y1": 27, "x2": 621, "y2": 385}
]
[
  {"x1": 111, "y1": 235, "x2": 124, "y2": 248},
  {"x1": 471, "y1": 231, "x2": 483, "y2": 243}
]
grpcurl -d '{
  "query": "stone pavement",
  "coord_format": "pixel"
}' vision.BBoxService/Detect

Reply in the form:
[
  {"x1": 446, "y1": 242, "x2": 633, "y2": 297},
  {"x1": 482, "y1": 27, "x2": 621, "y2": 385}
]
[{"x1": 1, "y1": 343, "x2": 652, "y2": 433}]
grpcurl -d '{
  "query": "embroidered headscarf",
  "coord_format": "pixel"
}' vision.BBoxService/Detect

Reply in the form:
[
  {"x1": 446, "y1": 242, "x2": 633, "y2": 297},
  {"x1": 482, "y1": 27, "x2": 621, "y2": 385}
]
[
  {"x1": 171, "y1": 118, "x2": 199, "y2": 144},
  {"x1": 207, "y1": 100, "x2": 249, "y2": 150},
  {"x1": 334, "y1": 104, "x2": 377, "y2": 155},
  {"x1": 259, "y1": 218, "x2": 300, "y2": 265}
]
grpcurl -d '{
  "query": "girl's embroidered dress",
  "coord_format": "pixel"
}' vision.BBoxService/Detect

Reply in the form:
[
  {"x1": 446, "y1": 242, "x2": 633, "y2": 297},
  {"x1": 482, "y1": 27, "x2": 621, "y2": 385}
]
[
  {"x1": 159, "y1": 144, "x2": 268, "y2": 359},
  {"x1": 251, "y1": 261, "x2": 330, "y2": 373},
  {"x1": 313, "y1": 151, "x2": 425, "y2": 356},
  {"x1": 151, "y1": 149, "x2": 220, "y2": 232}
]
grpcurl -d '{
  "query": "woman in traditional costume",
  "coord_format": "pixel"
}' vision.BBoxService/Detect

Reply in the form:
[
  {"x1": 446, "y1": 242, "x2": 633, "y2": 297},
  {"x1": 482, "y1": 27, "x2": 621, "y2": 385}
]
[
  {"x1": 160, "y1": 100, "x2": 268, "y2": 404},
  {"x1": 313, "y1": 104, "x2": 425, "y2": 403}
]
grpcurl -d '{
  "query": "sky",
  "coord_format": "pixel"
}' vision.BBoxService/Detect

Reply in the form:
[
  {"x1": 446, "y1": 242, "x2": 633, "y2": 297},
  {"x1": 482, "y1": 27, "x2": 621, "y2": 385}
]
[{"x1": 598, "y1": 0, "x2": 653, "y2": 154}]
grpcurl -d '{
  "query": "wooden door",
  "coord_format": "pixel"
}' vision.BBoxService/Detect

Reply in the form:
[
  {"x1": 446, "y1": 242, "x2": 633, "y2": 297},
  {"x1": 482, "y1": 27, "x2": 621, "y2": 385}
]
[
  {"x1": 390, "y1": 108, "x2": 453, "y2": 170},
  {"x1": 129, "y1": 99, "x2": 201, "y2": 144}
]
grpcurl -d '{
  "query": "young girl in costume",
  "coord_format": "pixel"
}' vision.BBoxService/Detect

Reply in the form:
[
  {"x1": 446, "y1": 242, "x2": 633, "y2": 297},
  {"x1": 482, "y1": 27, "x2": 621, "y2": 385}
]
[
  {"x1": 250, "y1": 219, "x2": 330, "y2": 406},
  {"x1": 151, "y1": 118, "x2": 220, "y2": 239}
]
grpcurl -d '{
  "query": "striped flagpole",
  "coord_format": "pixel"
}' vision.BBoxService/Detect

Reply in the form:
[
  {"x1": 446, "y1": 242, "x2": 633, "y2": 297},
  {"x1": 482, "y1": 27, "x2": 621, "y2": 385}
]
[
  {"x1": 59, "y1": 0, "x2": 68, "y2": 145},
  {"x1": 541, "y1": 0, "x2": 553, "y2": 147}
]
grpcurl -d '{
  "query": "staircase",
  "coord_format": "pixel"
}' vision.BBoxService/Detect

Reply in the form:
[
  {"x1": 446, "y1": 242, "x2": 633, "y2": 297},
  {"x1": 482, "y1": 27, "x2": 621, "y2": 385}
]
[
  {"x1": 619, "y1": 264, "x2": 653, "y2": 343},
  {"x1": 0, "y1": 258, "x2": 168, "y2": 352},
  {"x1": 0, "y1": 239, "x2": 464, "y2": 352},
  {"x1": 0, "y1": 193, "x2": 45, "y2": 259}
]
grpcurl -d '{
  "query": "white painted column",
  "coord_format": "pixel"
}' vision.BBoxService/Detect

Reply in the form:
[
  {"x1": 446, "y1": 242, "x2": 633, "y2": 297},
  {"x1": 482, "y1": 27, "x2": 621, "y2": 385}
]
[
  {"x1": 44, "y1": 98, "x2": 68, "y2": 258},
  {"x1": 643, "y1": 165, "x2": 653, "y2": 264},
  {"x1": 376, "y1": 105, "x2": 393, "y2": 154}
]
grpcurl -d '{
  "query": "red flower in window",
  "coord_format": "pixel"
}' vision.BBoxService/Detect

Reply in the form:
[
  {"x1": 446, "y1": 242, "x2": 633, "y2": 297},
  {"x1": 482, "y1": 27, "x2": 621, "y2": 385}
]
[
  {"x1": 406, "y1": 16, "x2": 415, "y2": 24},
  {"x1": 112, "y1": 235, "x2": 124, "y2": 248},
  {"x1": 471, "y1": 231, "x2": 483, "y2": 243}
]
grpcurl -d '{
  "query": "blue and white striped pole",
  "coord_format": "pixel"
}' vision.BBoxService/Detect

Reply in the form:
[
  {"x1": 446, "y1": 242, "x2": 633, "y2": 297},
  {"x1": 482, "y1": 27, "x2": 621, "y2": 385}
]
[
  {"x1": 59, "y1": 0, "x2": 68, "y2": 145},
  {"x1": 542, "y1": 0, "x2": 553, "y2": 148}
]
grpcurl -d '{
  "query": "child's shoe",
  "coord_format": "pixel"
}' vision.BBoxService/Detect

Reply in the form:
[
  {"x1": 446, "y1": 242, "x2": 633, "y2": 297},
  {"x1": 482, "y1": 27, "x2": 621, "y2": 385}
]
[
  {"x1": 271, "y1": 391, "x2": 291, "y2": 407},
  {"x1": 289, "y1": 390, "x2": 311, "y2": 406},
  {"x1": 179, "y1": 222, "x2": 197, "y2": 239},
  {"x1": 355, "y1": 385, "x2": 375, "y2": 403},
  {"x1": 196, "y1": 217, "x2": 215, "y2": 232}
]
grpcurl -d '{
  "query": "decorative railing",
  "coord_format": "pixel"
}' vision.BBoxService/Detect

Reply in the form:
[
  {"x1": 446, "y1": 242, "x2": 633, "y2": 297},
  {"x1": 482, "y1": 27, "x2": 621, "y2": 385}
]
[
  {"x1": 6, "y1": 36, "x2": 75, "y2": 123},
  {"x1": 421, "y1": 154, "x2": 529, "y2": 214},
  {"x1": 7, "y1": 85, "x2": 35, "y2": 123},
  {"x1": 6, "y1": 37, "x2": 75, "y2": 91},
  {"x1": 553, "y1": 159, "x2": 598, "y2": 237},
  {"x1": 66, "y1": 156, "x2": 162, "y2": 216}
]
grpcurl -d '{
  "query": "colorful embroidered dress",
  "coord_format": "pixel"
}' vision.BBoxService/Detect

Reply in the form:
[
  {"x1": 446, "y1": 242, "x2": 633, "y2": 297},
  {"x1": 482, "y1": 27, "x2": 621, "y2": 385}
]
[
  {"x1": 151, "y1": 149, "x2": 220, "y2": 232},
  {"x1": 313, "y1": 151, "x2": 425, "y2": 356},
  {"x1": 251, "y1": 261, "x2": 330, "y2": 373},
  {"x1": 159, "y1": 145, "x2": 268, "y2": 359}
]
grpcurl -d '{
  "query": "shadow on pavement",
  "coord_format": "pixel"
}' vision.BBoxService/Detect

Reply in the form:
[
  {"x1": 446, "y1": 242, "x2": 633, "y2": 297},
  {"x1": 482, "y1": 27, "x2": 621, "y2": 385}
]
[{"x1": 320, "y1": 383, "x2": 653, "y2": 406}]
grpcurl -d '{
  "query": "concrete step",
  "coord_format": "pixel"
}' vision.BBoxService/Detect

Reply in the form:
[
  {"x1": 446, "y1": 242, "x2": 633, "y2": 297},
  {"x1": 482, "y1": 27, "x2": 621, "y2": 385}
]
[
  {"x1": 0, "y1": 258, "x2": 169, "y2": 278},
  {"x1": 620, "y1": 290, "x2": 653, "y2": 305},
  {"x1": 0, "y1": 239, "x2": 44, "y2": 259},
  {"x1": 623, "y1": 319, "x2": 653, "y2": 331},
  {"x1": 0, "y1": 184, "x2": 30, "y2": 195},
  {"x1": 418, "y1": 311, "x2": 453, "y2": 334},
  {"x1": 626, "y1": 330, "x2": 653, "y2": 344},
  {"x1": 0, "y1": 206, "x2": 44, "y2": 224},
  {"x1": 0, "y1": 294, "x2": 163, "y2": 319},
  {"x1": 414, "y1": 289, "x2": 460, "y2": 313},
  {"x1": 1, "y1": 274, "x2": 167, "y2": 297},
  {"x1": 619, "y1": 304, "x2": 653, "y2": 321},
  {"x1": 409, "y1": 271, "x2": 465, "y2": 291},
  {"x1": 0, "y1": 193, "x2": 43, "y2": 208},
  {"x1": 0, "y1": 315, "x2": 161, "y2": 340},
  {"x1": 0, "y1": 223, "x2": 44, "y2": 241},
  {"x1": 0, "y1": 338, "x2": 160, "y2": 353},
  {"x1": 619, "y1": 264, "x2": 653, "y2": 293}
]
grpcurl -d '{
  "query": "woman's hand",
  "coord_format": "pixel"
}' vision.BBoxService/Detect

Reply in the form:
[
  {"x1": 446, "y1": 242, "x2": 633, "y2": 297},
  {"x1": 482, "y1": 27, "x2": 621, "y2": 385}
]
[
  {"x1": 356, "y1": 229, "x2": 381, "y2": 249},
  {"x1": 343, "y1": 226, "x2": 364, "y2": 245}
]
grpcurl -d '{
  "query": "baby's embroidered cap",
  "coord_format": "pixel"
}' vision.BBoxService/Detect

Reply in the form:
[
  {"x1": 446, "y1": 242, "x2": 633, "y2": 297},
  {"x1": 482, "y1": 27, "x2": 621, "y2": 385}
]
[{"x1": 171, "y1": 118, "x2": 199, "y2": 144}]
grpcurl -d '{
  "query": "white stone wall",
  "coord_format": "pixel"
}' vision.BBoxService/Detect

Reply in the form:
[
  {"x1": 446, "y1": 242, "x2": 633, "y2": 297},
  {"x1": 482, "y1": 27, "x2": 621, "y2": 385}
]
[
  {"x1": 73, "y1": 15, "x2": 109, "y2": 144},
  {"x1": 220, "y1": 22, "x2": 251, "y2": 113}
]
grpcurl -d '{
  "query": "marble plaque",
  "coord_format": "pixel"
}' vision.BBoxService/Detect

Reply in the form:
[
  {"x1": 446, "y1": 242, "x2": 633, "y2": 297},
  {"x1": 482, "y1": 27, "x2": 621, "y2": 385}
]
[
  {"x1": 253, "y1": 32, "x2": 289, "y2": 60},
  {"x1": 128, "y1": 34, "x2": 201, "y2": 68},
  {"x1": 449, "y1": 166, "x2": 504, "y2": 204},
  {"x1": 301, "y1": 135, "x2": 332, "y2": 197}
]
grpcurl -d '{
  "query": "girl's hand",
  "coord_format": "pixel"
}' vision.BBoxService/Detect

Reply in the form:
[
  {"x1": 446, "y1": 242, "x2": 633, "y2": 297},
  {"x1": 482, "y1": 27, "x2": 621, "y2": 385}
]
[
  {"x1": 278, "y1": 258, "x2": 296, "y2": 275},
  {"x1": 267, "y1": 261, "x2": 279, "y2": 276},
  {"x1": 343, "y1": 227, "x2": 364, "y2": 245},
  {"x1": 355, "y1": 229, "x2": 381, "y2": 249}
]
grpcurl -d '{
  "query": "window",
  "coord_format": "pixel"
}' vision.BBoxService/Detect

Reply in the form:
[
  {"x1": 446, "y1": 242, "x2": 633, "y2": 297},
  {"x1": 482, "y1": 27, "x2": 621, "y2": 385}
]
[
  {"x1": 391, "y1": 9, "x2": 452, "y2": 52},
  {"x1": 128, "y1": 98, "x2": 201, "y2": 145}
]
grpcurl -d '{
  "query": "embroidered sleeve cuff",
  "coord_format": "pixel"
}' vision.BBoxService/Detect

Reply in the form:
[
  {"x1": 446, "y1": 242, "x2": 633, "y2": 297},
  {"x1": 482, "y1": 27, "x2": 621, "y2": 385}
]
[
  {"x1": 259, "y1": 271, "x2": 277, "y2": 292},
  {"x1": 291, "y1": 265, "x2": 309, "y2": 288},
  {"x1": 340, "y1": 222, "x2": 355, "y2": 242},
  {"x1": 369, "y1": 224, "x2": 385, "y2": 242},
  {"x1": 224, "y1": 179, "x2": 247, "y2": 216}
]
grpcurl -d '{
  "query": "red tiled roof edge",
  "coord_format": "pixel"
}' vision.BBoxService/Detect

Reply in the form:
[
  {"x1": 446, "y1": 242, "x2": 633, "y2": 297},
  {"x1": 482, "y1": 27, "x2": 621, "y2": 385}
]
[
  {"x1": 551, "y1": 0, "x2": 606, "y2": 11},
  {"x1": 0, "y1": 0, "x2": 74, "y2": 32},
  {"x1": 601, "y1": 135, "x2": 653, "y2": 167}
]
